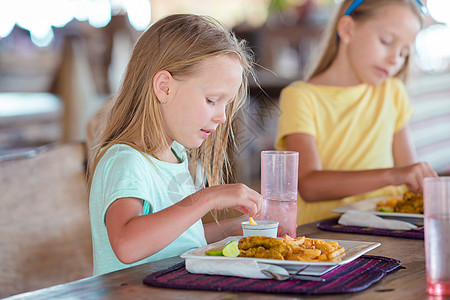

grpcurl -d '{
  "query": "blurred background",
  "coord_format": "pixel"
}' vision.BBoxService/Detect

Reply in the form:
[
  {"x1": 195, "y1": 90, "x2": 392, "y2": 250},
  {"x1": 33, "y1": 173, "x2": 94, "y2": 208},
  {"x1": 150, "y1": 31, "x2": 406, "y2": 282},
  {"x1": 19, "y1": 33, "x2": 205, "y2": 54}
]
[{"x1": 1, "y1": 0, "x2": 450, "y2": 186}]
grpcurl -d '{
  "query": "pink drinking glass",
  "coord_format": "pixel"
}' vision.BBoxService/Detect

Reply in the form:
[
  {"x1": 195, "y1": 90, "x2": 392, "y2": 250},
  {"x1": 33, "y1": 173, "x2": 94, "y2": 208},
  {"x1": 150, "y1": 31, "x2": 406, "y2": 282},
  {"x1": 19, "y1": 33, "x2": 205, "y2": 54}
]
[
  {"x1": 424, "y1": 177, "x2": 450, "y2": 296},
  {"x1": 257, "y1": 150, "x2": 299, "y2": 237}
]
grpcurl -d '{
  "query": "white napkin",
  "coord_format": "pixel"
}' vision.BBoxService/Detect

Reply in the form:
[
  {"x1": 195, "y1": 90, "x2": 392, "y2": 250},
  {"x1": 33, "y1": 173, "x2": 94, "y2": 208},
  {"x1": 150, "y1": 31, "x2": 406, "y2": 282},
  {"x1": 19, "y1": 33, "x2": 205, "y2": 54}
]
[
  {"x1": 185, "y1": 257, "x2": 289, "y2": 279},
  {"x1": 338, "y1": 210, "x2": 417, "y2": 230}
]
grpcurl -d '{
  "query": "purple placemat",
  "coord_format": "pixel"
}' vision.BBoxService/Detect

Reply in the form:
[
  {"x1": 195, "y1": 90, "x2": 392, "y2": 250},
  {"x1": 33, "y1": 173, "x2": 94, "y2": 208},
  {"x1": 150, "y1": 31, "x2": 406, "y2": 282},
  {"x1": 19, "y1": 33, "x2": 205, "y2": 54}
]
[
  {"x1": 143, "y1": 255, "x2": 401, "y2": 295},
  {"x1": 317, "y1": 218, "x2": 424, "y2": 239}
]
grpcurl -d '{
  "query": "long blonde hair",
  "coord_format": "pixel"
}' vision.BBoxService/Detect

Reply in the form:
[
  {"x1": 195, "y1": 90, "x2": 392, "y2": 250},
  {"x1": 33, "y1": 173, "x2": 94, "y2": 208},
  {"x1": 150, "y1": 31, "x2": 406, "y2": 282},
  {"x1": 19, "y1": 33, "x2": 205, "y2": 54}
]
[
  {"x1": 88, "y1": 14, "x2": 254, "y2": 189},
  {"x1": 306, "y1": 0, "x2": 423, "y2": 81}
]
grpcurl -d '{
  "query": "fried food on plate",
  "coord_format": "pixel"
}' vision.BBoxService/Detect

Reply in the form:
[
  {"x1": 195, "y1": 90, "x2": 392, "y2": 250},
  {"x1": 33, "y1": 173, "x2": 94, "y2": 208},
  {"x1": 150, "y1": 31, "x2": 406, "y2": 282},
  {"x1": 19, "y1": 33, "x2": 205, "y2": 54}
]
[
  {"x1": 283, "y1": 235, "x2": 345, "y2": 261},
  {"x1": 237, "y1": 235, "x2": 345, "y2": 262},
  {"x1": 376, "y1": 192, "x2": 423, "y2": 214}
]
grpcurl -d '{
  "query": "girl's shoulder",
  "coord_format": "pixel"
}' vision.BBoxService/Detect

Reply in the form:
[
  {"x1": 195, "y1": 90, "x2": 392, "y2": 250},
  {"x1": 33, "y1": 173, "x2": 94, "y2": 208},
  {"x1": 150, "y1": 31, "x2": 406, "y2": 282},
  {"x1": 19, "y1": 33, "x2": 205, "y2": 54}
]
[
  {"x1": 103, "y1": 142, "x2": 188, "y2": 167},
  {"x1": 284, "y1": 80, "x2": 360, "y2": 92},
  {"x1": 103, "y1": 143, "x2": 141, "y2": 157},
  {"x1": 101, "y1": 144, "x2": 149, "y2": 166},
  {"x1": 283, "y1": 80, "x2": 313, "y2": 91},
  {"x1": 373, "y1": 78, "x2": 408, "y2": 100},
  {"x1": 281, "y1": 81, "x2": 320, "y2": 99},
  {"x1": 382, "y1": 77, "x2": 407, "y2": 91},
  {"x1": 282, "y1": 80, "x2": 359, "y2": 99}
]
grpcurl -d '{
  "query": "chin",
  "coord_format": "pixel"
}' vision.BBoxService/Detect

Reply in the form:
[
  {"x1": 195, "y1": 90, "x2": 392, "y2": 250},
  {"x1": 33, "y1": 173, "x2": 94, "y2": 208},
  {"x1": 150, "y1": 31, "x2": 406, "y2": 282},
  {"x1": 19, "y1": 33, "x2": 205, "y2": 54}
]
[
  {"x1": 179, "y1": 140, "x2": 204, "y2": 150},
  {"x1": 364, "y1": 77, "x2": 387, "y2": 86},
  {"x1": 368, "y1": 73, "x2": 390, "y2": 86}
]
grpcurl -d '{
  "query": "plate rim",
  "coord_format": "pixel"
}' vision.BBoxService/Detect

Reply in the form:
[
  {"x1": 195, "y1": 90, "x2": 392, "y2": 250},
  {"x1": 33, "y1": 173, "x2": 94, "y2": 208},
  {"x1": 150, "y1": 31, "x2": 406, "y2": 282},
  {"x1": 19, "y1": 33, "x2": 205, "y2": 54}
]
[{"x1": 181, "y1": 236, "x2": 381, "y2": 267}]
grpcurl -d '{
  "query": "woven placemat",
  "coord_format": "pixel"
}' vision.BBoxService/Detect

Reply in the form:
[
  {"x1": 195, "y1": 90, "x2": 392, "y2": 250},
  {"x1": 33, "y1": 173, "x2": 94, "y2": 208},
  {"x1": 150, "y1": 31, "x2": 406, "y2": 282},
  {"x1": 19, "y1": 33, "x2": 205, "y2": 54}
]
[
  {"x1": 143, "y1": 255, "x2": 401, "y2": 295},
  {"x1": 317, "y1": 218, "x2": 424, "y2": 239}
]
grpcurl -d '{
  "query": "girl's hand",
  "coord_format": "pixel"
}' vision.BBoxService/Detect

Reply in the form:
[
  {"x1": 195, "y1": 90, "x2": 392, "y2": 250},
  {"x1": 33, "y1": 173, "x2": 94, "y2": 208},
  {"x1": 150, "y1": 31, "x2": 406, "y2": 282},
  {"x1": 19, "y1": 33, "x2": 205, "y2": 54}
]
[
  {"x1": 393, "y1": 162, "x2": 437, "y2": 193},
  {"x1": 198, "y1": 184, "x2": 263, "y2": 216}
]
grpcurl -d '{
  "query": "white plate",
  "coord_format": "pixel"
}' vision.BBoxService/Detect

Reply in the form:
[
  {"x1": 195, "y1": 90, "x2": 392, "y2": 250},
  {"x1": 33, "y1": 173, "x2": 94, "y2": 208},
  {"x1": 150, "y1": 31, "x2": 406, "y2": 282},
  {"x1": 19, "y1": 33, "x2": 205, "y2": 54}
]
[
  {"x1": 332, "y1": 197, "x2": 424, "y2": 225},
  {"x1": 181, "y1": 236, "x2": 380, "y2": 275}
]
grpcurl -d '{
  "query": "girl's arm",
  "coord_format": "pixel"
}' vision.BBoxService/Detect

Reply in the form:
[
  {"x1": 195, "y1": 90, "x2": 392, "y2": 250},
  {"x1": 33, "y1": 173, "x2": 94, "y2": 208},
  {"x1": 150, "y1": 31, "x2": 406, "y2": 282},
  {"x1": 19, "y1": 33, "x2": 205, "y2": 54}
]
[
  {"x1": 391, "y1": 126, "x2": 437, "y2": 192},
  {"x1": 284, "y1": 132, "x2": 436, "y2": 202},
  {"x1": 392, "y1": 125, "x2": 416, "y2": 166},
  {"x1": 106, "y1": 184, "x2": 261, "y2": 264}
]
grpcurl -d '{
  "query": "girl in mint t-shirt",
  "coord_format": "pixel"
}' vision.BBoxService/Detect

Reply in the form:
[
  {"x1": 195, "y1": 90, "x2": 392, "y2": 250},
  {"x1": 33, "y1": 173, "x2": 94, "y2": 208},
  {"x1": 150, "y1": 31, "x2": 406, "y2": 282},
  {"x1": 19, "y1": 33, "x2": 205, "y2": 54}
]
[{"x1": 88, "y1": 14, "x2": 262, "y2": 275}]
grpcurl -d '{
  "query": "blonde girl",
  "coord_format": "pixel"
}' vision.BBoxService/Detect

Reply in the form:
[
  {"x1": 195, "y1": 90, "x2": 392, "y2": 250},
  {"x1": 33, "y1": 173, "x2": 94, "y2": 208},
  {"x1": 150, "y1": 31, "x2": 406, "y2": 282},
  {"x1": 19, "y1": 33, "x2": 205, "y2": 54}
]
[
  {"x1": 275, "y1": 0, "x2": 437, "y2": 225},
  {"x1": 88, "y1": 14, "x2": 262, "y2": 275}
]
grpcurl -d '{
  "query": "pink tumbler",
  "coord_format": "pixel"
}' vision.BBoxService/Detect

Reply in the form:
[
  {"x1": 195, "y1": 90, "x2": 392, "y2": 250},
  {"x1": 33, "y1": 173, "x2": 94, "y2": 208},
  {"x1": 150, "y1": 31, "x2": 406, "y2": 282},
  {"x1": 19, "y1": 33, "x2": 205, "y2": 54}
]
[{"x1": 257, "y1": 150, "x2": 299, "y2": 237}]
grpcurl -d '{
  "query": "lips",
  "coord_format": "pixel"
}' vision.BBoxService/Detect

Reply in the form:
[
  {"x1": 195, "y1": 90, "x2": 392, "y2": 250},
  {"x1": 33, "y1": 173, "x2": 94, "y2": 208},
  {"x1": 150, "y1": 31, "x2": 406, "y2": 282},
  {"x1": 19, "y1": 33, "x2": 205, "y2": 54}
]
[
  {"x1": 200, "y1": 128, "x2": 215, "y2": 138},
  {"x1": 376, "y1": 67, "x2": 389, "y2": 77},
  {"x1": 201, "y1": 129, "x2": 215, "y2": 134}
]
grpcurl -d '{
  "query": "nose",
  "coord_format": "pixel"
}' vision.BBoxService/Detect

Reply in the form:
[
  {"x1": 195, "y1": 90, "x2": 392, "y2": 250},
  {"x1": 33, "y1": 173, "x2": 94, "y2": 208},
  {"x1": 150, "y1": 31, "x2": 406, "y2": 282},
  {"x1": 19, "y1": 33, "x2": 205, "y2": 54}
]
[
  {"x1": 387, "y1": 48, "x2": 404, "y2": 69},
  {"x1": 213, "y1": 105, "x2": 227, "y2": 124}
]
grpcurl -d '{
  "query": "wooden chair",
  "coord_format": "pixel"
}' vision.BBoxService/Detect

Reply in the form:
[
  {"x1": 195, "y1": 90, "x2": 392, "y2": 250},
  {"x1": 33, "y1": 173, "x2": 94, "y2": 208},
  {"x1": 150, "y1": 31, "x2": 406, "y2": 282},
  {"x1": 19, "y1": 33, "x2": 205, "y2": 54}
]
[{"x1": 0, "y1": 142, "x2": 92, "y2": 298}]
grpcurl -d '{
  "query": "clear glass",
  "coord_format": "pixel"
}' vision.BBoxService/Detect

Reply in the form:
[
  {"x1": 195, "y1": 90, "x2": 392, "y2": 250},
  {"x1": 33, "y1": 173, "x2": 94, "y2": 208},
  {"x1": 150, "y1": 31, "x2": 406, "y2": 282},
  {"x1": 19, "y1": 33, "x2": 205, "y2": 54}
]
[
  {"x1": 257, "y1": 151, "x2": 299, "y2": 237},
  {"x1": 424, "y1": 177, "x2": 450, "y2": 296}
]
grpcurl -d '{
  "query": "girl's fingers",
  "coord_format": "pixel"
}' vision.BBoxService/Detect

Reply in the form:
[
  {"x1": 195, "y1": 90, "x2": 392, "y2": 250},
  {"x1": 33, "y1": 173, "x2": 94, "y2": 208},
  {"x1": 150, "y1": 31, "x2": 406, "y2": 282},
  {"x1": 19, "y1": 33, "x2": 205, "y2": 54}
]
[
  {"x1": 234, "y1": 202, "x2": 258, "y2": 216},
  {"x1": 248, "y1": 190, "x2": 263, "y2": 213},
  {"x1": 210, "y1": 184, "x2": 263, "y2": 214},
  {"x1": 426, "y1": 164, "x2": 438, "y2": 177},
  {"x1": 417, "y1": 163, "x2": 437, "y2": 192},
  {"x1": 239, "y1": 193, "x2": 262, "y2": 216}
]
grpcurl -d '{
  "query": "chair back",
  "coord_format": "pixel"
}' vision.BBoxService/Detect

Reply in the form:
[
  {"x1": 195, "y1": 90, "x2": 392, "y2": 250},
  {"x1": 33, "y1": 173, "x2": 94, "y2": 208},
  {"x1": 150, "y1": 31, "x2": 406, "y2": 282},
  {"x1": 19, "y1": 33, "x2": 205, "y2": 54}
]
[{"x1": 0, "y1": 142, "x2": 92, "y2": 298}]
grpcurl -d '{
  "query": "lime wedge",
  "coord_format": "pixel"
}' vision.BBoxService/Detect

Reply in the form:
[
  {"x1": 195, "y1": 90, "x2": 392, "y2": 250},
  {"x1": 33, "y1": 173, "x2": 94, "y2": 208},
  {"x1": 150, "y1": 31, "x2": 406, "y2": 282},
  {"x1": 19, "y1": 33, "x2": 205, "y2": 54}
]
[
  {"x1": 222, "y1": 240, "x2": 240, "y2": 257},
  {"x1": 205, "y1": 247, "x2": 224, "y2": 256},
  {"x1": 378, "y1": 208, "x2": 394, "y2": 212}
]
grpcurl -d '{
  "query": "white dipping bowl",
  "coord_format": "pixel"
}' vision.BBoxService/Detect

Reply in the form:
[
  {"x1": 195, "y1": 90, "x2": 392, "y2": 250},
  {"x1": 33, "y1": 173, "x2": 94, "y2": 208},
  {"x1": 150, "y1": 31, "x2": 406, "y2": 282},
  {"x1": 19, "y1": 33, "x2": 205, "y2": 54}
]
[{"x1": 241, "y1": 220, "x2": 279, "y2": 238}]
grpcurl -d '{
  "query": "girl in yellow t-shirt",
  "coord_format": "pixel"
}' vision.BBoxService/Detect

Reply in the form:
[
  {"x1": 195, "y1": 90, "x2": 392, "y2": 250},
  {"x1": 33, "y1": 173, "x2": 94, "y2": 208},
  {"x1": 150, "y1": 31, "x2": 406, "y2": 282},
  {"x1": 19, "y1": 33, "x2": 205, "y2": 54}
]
[{"x1": 275, "y1": 0, "x2": 437, "y2": 225}]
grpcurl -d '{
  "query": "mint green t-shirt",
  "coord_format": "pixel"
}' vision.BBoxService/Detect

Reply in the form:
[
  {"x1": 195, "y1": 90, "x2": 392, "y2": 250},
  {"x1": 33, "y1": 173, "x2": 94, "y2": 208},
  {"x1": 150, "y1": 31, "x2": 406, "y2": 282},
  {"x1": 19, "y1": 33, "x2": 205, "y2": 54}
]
[{"x1": 89, "y1": 142, "x2": 207, "y2": 276}]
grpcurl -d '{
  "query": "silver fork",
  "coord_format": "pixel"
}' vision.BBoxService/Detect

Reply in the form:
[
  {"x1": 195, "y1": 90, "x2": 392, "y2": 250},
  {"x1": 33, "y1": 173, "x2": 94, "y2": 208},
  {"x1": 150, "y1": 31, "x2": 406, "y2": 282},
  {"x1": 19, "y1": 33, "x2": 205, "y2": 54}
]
[{"x1": 261, "y1": 267, "x2": 326, "y2": 281}]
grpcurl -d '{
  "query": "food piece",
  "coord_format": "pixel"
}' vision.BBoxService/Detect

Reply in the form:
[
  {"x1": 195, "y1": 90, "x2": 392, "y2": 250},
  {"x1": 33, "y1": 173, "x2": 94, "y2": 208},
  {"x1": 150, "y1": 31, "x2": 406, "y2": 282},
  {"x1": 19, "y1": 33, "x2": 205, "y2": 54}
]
[
  {"x1": 239, "y1": 246, "x2": 285, "y2": 260},
  {"x1": 249, "y1": 217, "x2": 257, "y2": 225},
  {"x1": 299, "y1": 248, "x2": 322, "y2": 259},
  {"x1": 394, "y1": 192, "x2": 423, "y2": 214},
  {"x1": 222, "y1": 241, "x2": 240, "y2": 257},
  {"x1": 269, "y1": 243, "x2": 293, "y2": 258},
  {"x1": 205, "y1": 246, "x2": 224, "y2": 256},
  {"x1": 378, "y1": 207, "x2": 393, "y2": 212},
  {"x1": 376, "y1": 197, "x2": 400, "y2": 212},
  {"x1": 238, "y1": 236, "x2": 283, "y2": 250}
]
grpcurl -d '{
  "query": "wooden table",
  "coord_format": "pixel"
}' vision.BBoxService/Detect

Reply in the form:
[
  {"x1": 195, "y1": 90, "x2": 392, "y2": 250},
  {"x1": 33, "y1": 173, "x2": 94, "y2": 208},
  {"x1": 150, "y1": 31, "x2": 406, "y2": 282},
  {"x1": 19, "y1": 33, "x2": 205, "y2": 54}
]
[{"x1": 5, "y1": 220, "x2": 441, "y2": 300}]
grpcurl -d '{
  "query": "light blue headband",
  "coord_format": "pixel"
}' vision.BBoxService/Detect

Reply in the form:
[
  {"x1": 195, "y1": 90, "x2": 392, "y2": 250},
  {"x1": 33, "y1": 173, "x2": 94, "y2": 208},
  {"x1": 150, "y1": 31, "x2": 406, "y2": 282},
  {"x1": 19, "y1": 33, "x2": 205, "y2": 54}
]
[{"x1": 344, "y1": 0, "x2": 429, "y2": 16}]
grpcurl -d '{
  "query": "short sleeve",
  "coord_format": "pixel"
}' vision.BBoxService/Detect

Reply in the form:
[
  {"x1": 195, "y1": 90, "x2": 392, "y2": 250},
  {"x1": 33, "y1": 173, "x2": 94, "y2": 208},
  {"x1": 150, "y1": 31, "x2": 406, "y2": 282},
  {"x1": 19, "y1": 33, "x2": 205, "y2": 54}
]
[
  {"x1": 392, "y1": 78, "x2": 414, "y2": 132},
  {"x1": 275, "y1": 82, "x2": 316, "y2": 150},
  {"x1": 99, "y1": 150, "x2": 152, "y2": 223}
]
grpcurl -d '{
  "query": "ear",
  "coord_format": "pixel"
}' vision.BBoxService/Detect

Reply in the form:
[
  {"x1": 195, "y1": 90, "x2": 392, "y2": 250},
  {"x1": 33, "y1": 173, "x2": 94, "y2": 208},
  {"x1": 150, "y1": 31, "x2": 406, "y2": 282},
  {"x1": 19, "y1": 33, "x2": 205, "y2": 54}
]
[
  {"x1": 153, "y1": 70, "x2": 171, "y2": 104},
  {"x1": 337, "y1": 15, "x2": 355, "y2": 44}
]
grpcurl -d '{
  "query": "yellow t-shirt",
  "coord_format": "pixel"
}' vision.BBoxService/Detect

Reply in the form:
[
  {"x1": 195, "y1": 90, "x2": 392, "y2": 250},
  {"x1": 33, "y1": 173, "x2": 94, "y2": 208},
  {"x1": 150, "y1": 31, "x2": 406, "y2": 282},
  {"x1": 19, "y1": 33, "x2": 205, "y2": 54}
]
[{"x1": 275, "y1": 78, "x2": 414, "y2": 225}]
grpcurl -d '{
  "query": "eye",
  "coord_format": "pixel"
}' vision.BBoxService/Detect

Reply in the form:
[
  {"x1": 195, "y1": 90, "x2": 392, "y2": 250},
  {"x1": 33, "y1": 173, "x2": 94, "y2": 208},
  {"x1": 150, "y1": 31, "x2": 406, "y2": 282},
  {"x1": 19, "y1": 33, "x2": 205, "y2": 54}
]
[
  {"x1": 380, "y1": 38, "x2": 391, "y2": 46},
  {"x1": 206, "y1": 98, "x2": 215, "y2": 105}
]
